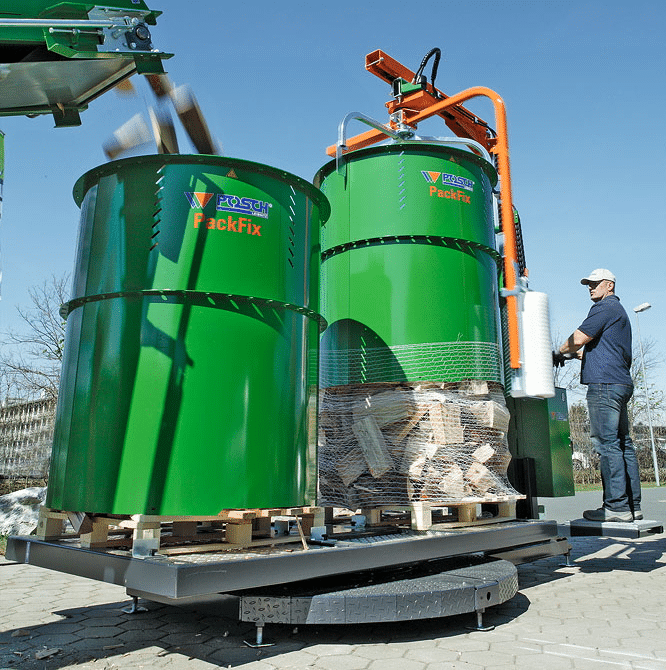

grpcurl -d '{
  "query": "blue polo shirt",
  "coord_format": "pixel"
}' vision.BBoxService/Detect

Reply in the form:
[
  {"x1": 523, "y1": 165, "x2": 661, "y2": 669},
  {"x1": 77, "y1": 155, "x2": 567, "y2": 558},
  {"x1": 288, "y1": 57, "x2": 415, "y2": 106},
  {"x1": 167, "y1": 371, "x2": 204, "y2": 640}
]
[{"x1": 579, "y1": 295, "x2": 633, "y2": 386}]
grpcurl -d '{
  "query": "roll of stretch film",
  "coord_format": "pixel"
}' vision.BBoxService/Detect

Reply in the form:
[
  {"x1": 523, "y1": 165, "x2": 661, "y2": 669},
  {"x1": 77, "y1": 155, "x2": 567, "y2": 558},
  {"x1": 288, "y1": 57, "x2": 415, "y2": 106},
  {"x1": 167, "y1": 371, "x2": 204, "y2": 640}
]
[{"x1": 520, "y1": 291, "x2": 555, "y2": 398}]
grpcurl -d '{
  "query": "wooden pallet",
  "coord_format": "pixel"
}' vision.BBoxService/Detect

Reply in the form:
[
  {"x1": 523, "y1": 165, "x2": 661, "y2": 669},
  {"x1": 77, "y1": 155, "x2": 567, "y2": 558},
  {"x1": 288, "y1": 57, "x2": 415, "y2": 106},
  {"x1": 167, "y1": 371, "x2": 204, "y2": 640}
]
[
  {"x1": 35, "y1": 506, "x2": 326, "y2": 555},
  {"x1": 357, "y1": 498, "x2": 521, "y2": 531}
]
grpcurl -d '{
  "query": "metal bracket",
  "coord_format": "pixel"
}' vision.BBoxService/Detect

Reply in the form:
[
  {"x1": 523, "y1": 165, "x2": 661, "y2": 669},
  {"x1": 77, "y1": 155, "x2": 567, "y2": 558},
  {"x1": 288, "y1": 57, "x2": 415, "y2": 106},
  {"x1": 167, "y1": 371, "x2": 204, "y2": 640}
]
[
  {"x1": 559, "y1": 549, "x2": 574, "y2": 568},
  {"x1": 322, "y1": 234, "x2": 502, "y2": 265},
  {"x1": 335, "y1": 111, "x2": 404, "y2": 174},
  {"x1": 60, "y1": 290, "x2": 328, "y2": 333},
  {"x1": 500, "y1": 263, "x2": 529, "y2": 298}
]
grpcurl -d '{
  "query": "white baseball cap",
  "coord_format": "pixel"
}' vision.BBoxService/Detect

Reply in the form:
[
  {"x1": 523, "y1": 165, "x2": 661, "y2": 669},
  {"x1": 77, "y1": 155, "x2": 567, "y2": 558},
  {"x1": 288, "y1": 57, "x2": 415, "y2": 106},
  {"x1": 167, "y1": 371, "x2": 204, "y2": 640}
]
[{"x1": 580, "y1": 268, "x2": 616, "y2": 285}]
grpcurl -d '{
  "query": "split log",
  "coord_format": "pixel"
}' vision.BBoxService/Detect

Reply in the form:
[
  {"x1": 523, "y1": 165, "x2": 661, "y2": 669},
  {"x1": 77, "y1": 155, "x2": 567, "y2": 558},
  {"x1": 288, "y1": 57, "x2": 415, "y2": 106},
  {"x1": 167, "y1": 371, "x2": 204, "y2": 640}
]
[
  {"x1": 429, "y1": 402, "x2": 465, "y2": 443},
  {"x1": 457, "y1": 380, "x2": 489, "y2": 396},
  {"x1": 472, "y1": 444, "x2": 496, "y2": 464},
  {"x1": 336, "y1": 450, "x2": 367, "y2": 487},
  {"x1": 352, "y1": 389, "x2": 414, "y2": 427},
  {"x1": 468, "y1": 400, "x2": 511, "y2": 433},
  {"x1": 493, "y1": 449, "x2": 513, "y2": 469},
  {"x1": 465, "y1": 462, "x2": 497, "y2": 494},
  {"x1": 440, "y1": 463, "x2": 467, "y2": 497},
  {"x1": 420, "y1": 463, "x2": 467, "y2": 499},
  {"x1": 352, "y1": 416, "x2": 393, "y2": 478},
  {"x1": 392, "y1": 405, "x2": 429, "y2": 443},
  {"x1": 400, "y1": 433, "x2": 437, "y2": 478}
]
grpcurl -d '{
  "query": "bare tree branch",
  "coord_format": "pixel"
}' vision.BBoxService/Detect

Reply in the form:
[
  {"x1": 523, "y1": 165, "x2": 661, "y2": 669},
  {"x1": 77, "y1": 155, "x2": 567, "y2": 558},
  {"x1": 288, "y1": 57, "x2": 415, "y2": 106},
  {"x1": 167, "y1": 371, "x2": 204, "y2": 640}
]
[
  {"x1": 629, "y1": 336, "x2": 664, "y2": 425},
  {"x1": 0, "y1": 274, "x2": 69, "y2": 402},
  {"x1": 551, "y1": 329, "x2": 583, "y2": 391}
]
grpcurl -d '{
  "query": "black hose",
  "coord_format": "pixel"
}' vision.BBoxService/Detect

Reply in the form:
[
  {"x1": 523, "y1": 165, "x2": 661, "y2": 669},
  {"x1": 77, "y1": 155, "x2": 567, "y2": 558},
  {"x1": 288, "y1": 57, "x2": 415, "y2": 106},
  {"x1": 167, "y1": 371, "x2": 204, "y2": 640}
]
[
  {"x1": 493, "y1": 155, "x2": 527, "y2": 276},
  {"x1": 412, "y1": 48, "x2": 442, "y2": 92},
  {"x1": 511, "y1": 206, "x2": 527, "y2": 275},
  {"x1": 413, "y1": 47, "x2": 497, "y2": 142}
]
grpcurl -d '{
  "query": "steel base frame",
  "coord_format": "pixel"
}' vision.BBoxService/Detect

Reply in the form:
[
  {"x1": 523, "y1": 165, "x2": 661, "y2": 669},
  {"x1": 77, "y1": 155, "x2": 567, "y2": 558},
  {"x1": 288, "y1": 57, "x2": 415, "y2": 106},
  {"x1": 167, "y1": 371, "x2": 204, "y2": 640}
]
[{"x1": 7, "y1": 521, "x2": 568, "y2": 604}]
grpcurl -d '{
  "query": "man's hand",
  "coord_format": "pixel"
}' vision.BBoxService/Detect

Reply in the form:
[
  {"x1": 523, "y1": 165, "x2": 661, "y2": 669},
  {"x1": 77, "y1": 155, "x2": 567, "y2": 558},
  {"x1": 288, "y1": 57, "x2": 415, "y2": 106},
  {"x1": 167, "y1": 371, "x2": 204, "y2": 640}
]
[{"x1": 553, "y1": 351, "x2": 579, "y2": 367}]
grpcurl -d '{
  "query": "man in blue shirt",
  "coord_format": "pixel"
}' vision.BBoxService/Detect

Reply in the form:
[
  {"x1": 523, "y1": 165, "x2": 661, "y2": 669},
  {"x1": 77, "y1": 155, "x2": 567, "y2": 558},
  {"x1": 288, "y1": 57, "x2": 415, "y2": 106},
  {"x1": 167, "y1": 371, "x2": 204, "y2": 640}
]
[{"x1": 559, "y1": 268, "x2": 641, "y2": 522}]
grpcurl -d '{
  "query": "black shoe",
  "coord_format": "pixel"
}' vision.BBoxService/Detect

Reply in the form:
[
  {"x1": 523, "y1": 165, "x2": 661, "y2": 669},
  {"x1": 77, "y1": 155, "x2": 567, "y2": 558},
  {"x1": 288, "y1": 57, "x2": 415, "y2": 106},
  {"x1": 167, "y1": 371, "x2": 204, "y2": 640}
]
[
  {"x1": 633, "y1": 510, "x2": 644, "y2": 521},
  {"x1": 583, "y1": 508, "x2": 633, "y2": 523}
]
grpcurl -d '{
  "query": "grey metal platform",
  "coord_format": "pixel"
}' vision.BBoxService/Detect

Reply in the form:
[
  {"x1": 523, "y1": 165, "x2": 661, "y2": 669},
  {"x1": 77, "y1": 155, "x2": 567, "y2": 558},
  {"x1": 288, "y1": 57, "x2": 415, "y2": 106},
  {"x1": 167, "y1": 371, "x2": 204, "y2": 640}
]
[
  {"x1": 7, "y1": 520, "x2": 567, "y2": 604},
  {"x1": 562, "y1": 518, "x2": 664, "y2": 539},
  {"x1": 238, "y1": 557, "x2": 518, "y2": 626}
]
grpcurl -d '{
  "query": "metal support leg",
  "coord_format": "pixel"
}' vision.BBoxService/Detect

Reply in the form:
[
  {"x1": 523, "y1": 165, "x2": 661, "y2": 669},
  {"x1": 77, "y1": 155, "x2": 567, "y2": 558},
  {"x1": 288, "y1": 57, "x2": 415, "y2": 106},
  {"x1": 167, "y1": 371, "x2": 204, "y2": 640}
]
[
  {"x1": 467, "y1": 609, "x2": 495, "y2": 632},
  {"x1": 244, "y1": 623, "x2": 275, "y2": 648},
  {"x1": 122, "y1": 596, "x2": 148, "y2": 614},
  {"x1": 560, "y1": 549, "x2": 574, "y2": 567}
]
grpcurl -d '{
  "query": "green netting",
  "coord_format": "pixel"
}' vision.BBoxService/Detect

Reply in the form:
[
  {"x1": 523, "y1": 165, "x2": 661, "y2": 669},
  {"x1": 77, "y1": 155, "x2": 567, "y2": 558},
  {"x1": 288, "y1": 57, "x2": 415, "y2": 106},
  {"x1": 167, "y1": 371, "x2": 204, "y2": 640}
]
[{"x1": 320, "y1": 341, "x2": 503, "y2": 388}]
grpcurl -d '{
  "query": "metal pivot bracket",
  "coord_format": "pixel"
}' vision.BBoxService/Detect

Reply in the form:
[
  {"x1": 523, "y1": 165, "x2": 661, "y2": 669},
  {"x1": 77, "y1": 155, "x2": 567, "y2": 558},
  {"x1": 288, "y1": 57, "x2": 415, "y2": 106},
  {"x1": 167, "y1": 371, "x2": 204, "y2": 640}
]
[
  {"x1": 559, "y1": 549, "x2": 574, "y2": 568},
  {"x1": 500, "y1": 262, "x2": 529, "y2": 299}
]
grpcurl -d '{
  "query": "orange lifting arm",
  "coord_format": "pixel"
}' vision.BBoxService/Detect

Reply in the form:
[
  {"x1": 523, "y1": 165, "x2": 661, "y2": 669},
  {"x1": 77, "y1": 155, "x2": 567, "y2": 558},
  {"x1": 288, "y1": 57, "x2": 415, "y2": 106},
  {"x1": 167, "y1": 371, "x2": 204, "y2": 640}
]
[
  {"x1": 325, "y1": 50, "x2": 495, "y2": 158},
  {"x1": 406, "y1": 86, "x2": 521, "y2": 370},
  {"x1": 370, "y1": 49, "x2": 495, "y2": 150},
  {"x1": 325, "y1": 51, "x2": 522, "y2": 370}
]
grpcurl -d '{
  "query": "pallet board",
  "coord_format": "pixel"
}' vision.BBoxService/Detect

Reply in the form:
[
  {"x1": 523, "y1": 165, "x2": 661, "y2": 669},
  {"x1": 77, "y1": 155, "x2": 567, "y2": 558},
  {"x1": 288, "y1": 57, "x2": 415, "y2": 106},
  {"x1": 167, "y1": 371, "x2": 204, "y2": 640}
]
[
  {"x1": 358, "y1": 499, "x2": 519, "y2": 530},
  {"x1": 34, "y1": 506, "x2": 326, "y2": 555},
  {"x1": 34, "y1": 496, "x2": 523, "y2": 556}
]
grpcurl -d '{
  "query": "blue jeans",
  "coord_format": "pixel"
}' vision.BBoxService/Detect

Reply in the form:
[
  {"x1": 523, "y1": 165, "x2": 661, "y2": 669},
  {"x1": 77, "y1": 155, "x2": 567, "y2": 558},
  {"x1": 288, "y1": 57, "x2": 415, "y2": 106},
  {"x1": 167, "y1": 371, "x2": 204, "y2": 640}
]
[{"x1": 587, "y1": 383, "x2": 641, "y2": 513}]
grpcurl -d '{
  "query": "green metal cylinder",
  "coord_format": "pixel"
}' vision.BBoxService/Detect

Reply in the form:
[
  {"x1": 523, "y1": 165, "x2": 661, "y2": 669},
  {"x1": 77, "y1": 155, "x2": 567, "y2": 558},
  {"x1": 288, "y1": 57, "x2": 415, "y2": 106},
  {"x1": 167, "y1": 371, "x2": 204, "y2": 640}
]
[
  {"x1": 46, "y1": 155, "x2": 329, "y2": 515},
  {"x1": 316, "y1": 142, "x2": 501, "y2": 387}
]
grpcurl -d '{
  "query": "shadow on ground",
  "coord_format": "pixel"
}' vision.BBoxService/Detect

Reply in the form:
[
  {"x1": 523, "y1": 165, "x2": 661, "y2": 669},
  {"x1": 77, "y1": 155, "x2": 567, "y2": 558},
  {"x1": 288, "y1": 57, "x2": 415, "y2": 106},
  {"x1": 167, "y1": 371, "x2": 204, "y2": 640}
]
[
  {"x1": 2, "y1": 533, "x2": 665, "y2": 669},
  {"x1": 0, "y1": 590, "x2": 530, "y2": 669}
]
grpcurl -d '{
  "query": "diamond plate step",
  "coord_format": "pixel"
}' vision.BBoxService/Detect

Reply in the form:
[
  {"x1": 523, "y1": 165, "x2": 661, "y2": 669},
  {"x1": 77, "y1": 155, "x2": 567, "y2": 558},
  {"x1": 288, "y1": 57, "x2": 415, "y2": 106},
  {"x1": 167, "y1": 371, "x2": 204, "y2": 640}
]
[{"x1": 239, "y1": 558, "x2": 517, "y2": 625}]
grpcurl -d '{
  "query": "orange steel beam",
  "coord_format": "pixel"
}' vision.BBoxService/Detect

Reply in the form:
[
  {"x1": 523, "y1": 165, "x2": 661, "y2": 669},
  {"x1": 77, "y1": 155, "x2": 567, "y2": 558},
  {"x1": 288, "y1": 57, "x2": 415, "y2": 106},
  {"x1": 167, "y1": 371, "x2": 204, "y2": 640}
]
[
  {"x1": 365, "y1": 49, "x2": 414, "y2": 85},
  {"x1": 365, "y1": 49, "x2": 495, "y2": 151},
  {"x1": 325, "y1": 51, "x2": 495, "y2": 157},
  {"x1": 325, "y1": 79, "x2": 522, "y2": 369}
]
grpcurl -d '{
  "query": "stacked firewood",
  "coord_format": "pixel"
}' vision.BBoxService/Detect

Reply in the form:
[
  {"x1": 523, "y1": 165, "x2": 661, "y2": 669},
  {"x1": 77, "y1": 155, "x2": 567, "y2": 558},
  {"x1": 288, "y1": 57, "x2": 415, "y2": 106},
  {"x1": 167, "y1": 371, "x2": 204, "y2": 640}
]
[{"x1": 318, "y1": 380, "x2": 520, "y2": 510}]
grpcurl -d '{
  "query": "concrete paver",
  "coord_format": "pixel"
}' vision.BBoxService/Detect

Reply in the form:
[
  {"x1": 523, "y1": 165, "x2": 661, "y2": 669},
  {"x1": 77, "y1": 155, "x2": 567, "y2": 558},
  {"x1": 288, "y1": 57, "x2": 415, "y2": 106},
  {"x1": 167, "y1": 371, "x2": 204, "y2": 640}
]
[
  {"x1": 366, "y1": 659, "x2": 424, "y2": 670},
  {"x1": 2, "y1": 495, "x2": 666, "y2": 669}
]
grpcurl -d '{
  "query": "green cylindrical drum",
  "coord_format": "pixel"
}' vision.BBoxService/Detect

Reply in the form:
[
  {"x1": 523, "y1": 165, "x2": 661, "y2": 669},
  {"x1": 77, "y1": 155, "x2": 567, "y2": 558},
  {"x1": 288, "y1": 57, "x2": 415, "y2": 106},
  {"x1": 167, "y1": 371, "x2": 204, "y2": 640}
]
[
  {"x1": 46, "y1": 155, "x2": 329, "y2": 515},
  {"x1": 316, "y1": 142, "x2": 501, "y2": 387}
]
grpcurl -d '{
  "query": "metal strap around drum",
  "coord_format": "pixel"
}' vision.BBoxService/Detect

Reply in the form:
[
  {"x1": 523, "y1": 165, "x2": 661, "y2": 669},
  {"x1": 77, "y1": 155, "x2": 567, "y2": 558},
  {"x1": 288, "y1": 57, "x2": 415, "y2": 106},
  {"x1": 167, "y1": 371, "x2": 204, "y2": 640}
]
[
  {"x1": 60, "y1": 290, "x2": 328, "y2": 332},
  {"x1": 321, "y1": 234, "x2": 501, "y2": 265}
]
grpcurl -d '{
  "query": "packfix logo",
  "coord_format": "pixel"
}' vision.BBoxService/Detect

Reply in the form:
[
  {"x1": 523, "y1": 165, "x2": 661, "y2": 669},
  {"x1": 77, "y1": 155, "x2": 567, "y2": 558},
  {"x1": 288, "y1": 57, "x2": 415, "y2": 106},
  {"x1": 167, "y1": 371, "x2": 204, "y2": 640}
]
[{"x1": 185, "y1": 191, "x2": 271, "y2": 237}]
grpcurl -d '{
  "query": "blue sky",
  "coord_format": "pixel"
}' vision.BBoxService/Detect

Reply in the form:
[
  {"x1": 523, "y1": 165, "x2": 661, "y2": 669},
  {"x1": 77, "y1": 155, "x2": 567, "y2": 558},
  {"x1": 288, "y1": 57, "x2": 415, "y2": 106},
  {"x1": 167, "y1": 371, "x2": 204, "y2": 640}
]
[{"x1": 1, "y1": 0, "x2": 664, "y2": 409}]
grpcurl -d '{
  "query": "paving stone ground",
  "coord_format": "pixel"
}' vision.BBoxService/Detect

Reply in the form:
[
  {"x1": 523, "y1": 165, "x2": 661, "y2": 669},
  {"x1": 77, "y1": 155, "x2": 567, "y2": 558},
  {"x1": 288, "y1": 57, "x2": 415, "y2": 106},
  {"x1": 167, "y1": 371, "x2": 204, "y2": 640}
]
[{"x1": 2, "y1": 490, "x2": 666, "y2": 669}]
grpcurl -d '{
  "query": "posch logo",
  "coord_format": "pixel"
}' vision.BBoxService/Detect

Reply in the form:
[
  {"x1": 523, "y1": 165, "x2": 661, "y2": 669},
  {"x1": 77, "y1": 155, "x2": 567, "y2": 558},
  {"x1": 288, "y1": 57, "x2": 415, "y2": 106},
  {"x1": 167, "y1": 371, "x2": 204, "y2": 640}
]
[
  {"x1": 185, "y1": 192, "x2": 215, "y2": 208},
  {"x1": 184, "y1": 192, "x2": 272, "y2": 219},
  {"x1": 421, "y1": 171, "x2": 474, "y2": 191},
  {"x1": 184, "y1": 191, "x2": 269, "y2": 236},
  {"x1": 421, "y1": 171, "x2": 473, "y2": 204}
]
